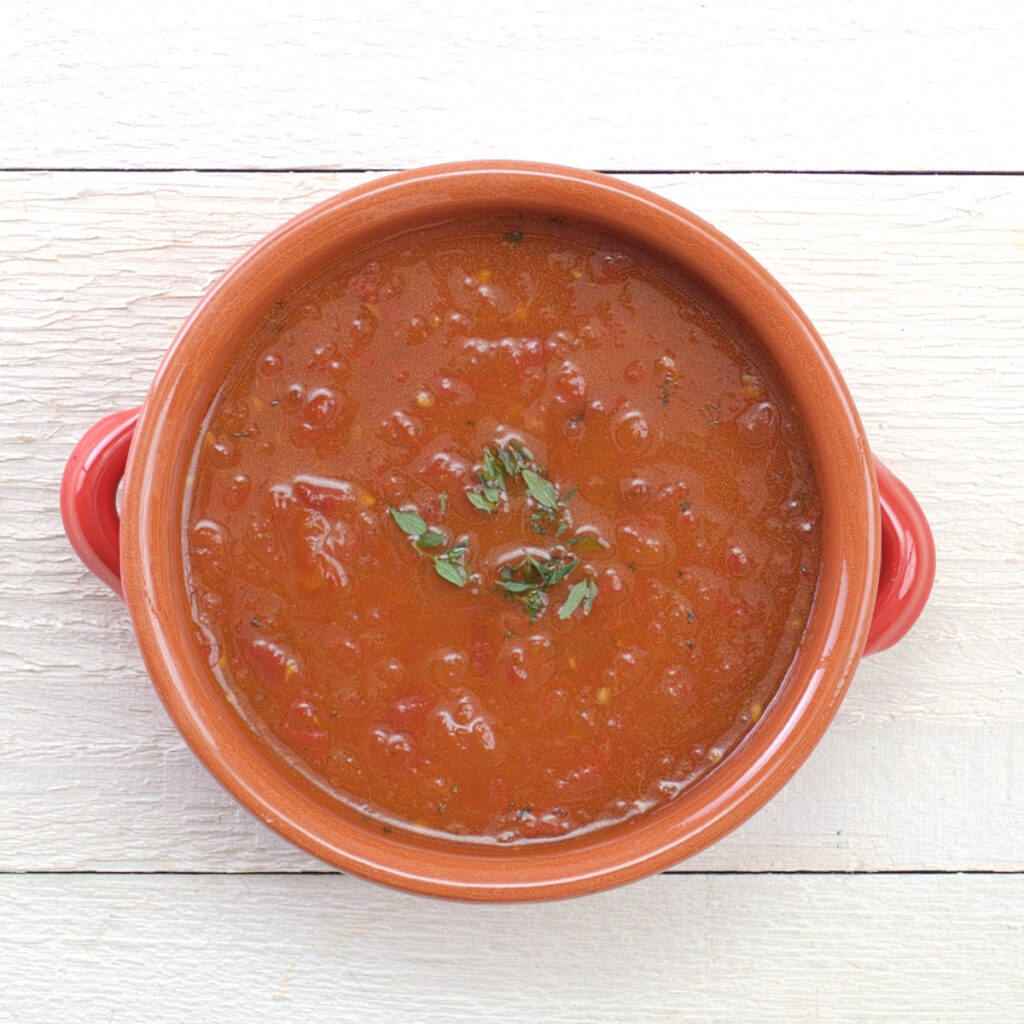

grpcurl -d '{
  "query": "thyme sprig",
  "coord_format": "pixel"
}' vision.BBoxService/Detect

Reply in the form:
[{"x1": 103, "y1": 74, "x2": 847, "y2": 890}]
[
  {"x1": 387, "y1": 441, "x2": 598, "y2": 618},
  {"x1": 466, "y1": 442, "x2": 533, "y2": 514},
  {"x1": 496, "y1": 552, "x2": 580, "y2": 623},
  {"x1": 467, "y1": 441, "x2": 574, "y2": 537},
  {"x1": 388, "y1": 506, "x2": 469, "y2": 587}
]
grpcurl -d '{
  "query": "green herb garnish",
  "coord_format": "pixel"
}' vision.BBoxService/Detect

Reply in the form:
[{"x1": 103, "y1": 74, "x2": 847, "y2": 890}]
[
  {"x1": 434, "y1": 541, "x2": 470, "y2": 587},
  {"x1": 466, "y1": 442, "x2": 536, "y2": 514},
  {"x1": 521, "y1": 468, "x2": 558, "y2": 509},
  {"x1": 567, "y1": 533, "x2": 607, "y2": 552},
  {"x1": 497, "y1": 553, "x2": 583, "y2": 623},
  {"x1": 558, "y1": 576, "x2": 599, "y2": 620},
  {"x1": 558, "y1": 581, "x2": 586, "y2": 619},
  {"x1": 466, "y1": 491, "x2": 493, "y2": 516},
  {"x1": 388, "y1": 440, "x2": 599, "y2": 619},
  {"x1": 388, "y1": 506, "x2": 469, "y2": 588},
  {"x1": 389, "y1": 507, "x2": 427, "y2": 536}
]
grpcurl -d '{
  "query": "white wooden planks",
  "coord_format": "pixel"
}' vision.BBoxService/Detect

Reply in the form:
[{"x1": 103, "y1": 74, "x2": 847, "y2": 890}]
[
  {"x1": 3, "y1": 0, "x2": 1024, "y2": 171},
  {"x1": 1, "y1": 171, "x2": 1021, "y2": 873},
  {"x1": 0, "y1": 873, "x2": 1021, "y2": 1023}
]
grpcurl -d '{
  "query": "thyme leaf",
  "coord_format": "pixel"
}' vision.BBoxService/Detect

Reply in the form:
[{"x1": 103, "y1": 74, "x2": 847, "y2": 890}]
[
  {"x1": 521, "y1": 468, "x2": 559, "y2": 509},
  {"x1": 467, "y1": 490, "x2": 498, "y2": 513},
  {"x1": 558, "y1": 576, "x2": 599, "y2": 620},
  {"x1": 558, "y1": 579, "x2": 588, "y2": 619},
  {"x1": 434, "y1": 556, "x2": 468, "y2": 587},
  {"x1": 433, "y1": 540, "x2": 470, "y2": 588},
  {"x1": 496, "y1": 580, "x2": 538, "y2": 594},
  {"x1": 389, "y1": 507, "x2": 427, "y2": 536}
]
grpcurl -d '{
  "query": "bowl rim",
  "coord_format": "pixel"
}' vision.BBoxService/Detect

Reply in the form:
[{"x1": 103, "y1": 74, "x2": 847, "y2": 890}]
[{"x1": 120, "y1": 161, "x2": 879, "y2": 901}]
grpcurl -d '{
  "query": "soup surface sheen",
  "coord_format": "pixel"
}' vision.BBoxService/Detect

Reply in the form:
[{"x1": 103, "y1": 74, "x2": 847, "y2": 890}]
[{"x1": 185, "y1": 216, "x2": 821, "y2": 844}]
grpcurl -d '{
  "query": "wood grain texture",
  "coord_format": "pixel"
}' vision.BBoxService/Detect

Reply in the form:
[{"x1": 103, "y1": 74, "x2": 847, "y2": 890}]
[
  {"x1": 0, "y1": 874, "x2": 1021, "y2": 1023},
  {"x1": 1, "y1": 171, "x2": 1022, "y2": 875},
  {"x1": 3, "y1": 0, "x2": 1024, "y2": 171}
]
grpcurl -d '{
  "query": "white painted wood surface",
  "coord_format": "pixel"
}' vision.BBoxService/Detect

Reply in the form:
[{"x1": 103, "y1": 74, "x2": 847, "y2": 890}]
[
  {"x1": 4, "y1": 0, "x2": 1024, "y2": 171},
  {"x1": 2, "y1": 4, "x2": 1023, "y2": 1021},
  {"x1": 1, "y1": 874, "x2": 1022, "y2": 1023}
]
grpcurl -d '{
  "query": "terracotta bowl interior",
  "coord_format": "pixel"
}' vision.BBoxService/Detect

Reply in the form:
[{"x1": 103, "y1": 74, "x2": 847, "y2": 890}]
[{"x1": 121, "y1": 163, "x2": 879, "y2": 900}]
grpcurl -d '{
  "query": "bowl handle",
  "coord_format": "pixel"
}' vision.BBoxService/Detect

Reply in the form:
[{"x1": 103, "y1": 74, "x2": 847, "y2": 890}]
[
  {"x1": 864, "y1": 458, "x2": 936, "y2": 655},
  {"x1": 60, "y1": 408, "x2": 141, "y2": 600}
]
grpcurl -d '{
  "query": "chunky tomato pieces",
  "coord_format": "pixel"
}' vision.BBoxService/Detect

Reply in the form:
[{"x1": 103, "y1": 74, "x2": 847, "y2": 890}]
[{"x1": 185, "y1": 217, "x2": 821, "y2": 843}]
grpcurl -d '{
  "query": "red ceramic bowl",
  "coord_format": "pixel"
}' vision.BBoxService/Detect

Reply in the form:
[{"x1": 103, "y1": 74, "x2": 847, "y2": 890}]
[{"x1": 61, "y1": 162, "x2": 935, "y2": 901}]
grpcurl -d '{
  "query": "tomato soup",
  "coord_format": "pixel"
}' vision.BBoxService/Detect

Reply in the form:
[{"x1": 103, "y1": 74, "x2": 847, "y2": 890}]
[{"x1": 184, "y1": 216, "x2": 821, "y2": 844}]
